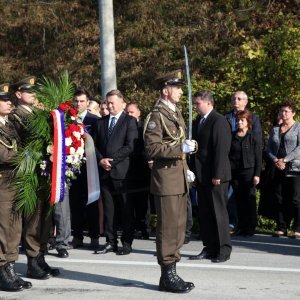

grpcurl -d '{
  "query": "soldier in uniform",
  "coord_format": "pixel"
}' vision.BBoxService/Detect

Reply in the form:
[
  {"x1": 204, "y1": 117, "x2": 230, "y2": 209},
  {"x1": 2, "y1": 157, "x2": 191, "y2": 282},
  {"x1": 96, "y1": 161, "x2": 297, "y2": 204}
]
[
  {"x1": 143, "y1": 70, "x2": 196, "y2": 293},
  {"x1": 0, "y1": 83, "x2": 32, "y2": 291},
  {"x1": 9, "y1": 77, "x2": 59, "y2": 279}
]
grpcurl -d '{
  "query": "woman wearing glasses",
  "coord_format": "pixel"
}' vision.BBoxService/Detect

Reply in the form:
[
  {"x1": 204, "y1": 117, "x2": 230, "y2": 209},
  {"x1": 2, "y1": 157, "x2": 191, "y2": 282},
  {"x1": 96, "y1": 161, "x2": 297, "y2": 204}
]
[{"x1": 267, "y1": 101, "x2": 300, "y2": 238}]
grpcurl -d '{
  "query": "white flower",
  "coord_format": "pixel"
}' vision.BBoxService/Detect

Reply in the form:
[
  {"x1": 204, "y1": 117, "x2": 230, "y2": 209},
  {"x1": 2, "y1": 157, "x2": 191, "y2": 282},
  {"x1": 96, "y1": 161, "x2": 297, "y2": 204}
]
[
  {"x1": 49, "y1": 155, "x2": 53, "y2": 162},
  {"x1": 47, "y1": 144, "x2": 54, "y2": 154},
  {"x1": 71, "y1": 116, "x2": 76, "y2": 121},
  {"x1": 73, "y1": 131, "x2": 81, "y2": 139},
  {"x1": 65, "y1": 137, "x2": 72, "y2": 146},
  {"x1": 76, "y1": 147, "x2": 84, "y2": 155},
  {"x1": 69, "y1": 147, "x2": 75, "y2": 155}
]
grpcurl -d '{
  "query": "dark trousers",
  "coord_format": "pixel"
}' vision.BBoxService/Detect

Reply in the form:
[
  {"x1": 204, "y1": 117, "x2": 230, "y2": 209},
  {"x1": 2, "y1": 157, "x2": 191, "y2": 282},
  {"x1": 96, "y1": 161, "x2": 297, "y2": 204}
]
[
  {"x1": 154, "y1": 193, "x2": 187, "y2": 266},
  {"x1": 133, "y1": 190, "x2": 149, "y2": 233},
  {"x1": 69, "y1": 180, "x2": 99, "y2": 240},
  {"x1": 185, "y1": 195, "x2": 193, "y2": 238},
  {"x1": 231, "y1": 173, "x2": 257, "y2": 234},
  {"x1": 197, "y1": 182, "x2": 232, "y2": 256},
  {"x1": 273, "y1": 171, "x2": 300, "y2": 232},
  {"x1": 101, "y1": 178, "x2": 134, "y2": 245}
]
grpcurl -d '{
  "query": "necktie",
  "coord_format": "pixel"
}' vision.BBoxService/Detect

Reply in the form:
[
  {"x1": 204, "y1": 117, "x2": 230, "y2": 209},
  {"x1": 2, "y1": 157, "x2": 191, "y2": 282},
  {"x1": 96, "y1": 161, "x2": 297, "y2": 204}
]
[
  {"x1": 198, "y1": 117, "x2": 205, "y2": 129},
  {"x1": 108, "y1": 117, "x2": 116, "y2": 137}
]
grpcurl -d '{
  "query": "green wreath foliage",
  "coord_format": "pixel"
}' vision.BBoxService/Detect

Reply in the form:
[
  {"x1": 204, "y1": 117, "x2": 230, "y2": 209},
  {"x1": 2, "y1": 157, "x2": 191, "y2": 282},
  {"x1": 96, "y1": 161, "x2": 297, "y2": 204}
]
[{"x1": 13, "y1": 71, "x2": 75, "y2": 216}]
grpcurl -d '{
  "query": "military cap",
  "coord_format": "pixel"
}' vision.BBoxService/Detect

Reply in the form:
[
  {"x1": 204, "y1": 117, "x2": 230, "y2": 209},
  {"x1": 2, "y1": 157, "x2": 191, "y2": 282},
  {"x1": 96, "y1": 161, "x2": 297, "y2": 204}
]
[
  {"x1": 0, "y1": 83, "x2": 11, "y2": 101},
  {"x1": 155, "y1": 69, "x2": 183, "y2": 89},
  {"x1": 11, "y1": 76, "x2": 36, "y2": 93}
]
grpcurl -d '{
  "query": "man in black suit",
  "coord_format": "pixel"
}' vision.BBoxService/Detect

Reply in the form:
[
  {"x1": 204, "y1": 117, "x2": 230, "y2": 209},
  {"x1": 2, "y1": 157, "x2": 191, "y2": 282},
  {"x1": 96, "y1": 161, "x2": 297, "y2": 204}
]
[
  {"x1": 69, "y1": 89, "x2": 100, "y2": 250},
  {"x1": 94, "y1": 89, "x2": 138, "y2": 255},
  {"x1": 189, "y1": 91, "x2": 232, "y2": 263},
  {"x1": 126, "y1": 103, "x2": 150, "y2": 240}
]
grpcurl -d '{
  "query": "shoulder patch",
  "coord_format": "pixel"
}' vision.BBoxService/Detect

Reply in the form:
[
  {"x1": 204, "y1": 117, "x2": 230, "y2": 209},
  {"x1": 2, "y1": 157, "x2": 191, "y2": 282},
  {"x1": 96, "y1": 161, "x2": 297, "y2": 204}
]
[{"x1": 148, "y1": 121, "x2": 156, "y2": 130}]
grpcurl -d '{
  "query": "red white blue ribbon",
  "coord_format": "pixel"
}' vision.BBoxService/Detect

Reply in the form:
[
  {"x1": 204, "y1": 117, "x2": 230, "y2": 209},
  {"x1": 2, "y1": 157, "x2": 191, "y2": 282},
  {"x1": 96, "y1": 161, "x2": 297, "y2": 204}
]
[{"x1": 50, "y1": 109, "x2": 66, "y2": 205}]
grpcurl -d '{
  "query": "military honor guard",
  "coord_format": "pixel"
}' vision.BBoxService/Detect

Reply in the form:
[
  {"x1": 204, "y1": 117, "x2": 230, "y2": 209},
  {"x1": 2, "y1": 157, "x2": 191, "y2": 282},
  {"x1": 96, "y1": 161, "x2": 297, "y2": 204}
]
[
  {"x1": 143, "y1": 70, "x2": 196, "y2": 293},
  {"x1": 0, "y1": 83, "x2": 32, "y2": 291},
  {"x1": 9, "y1": 77, "x2": 59, "y2": 279}
]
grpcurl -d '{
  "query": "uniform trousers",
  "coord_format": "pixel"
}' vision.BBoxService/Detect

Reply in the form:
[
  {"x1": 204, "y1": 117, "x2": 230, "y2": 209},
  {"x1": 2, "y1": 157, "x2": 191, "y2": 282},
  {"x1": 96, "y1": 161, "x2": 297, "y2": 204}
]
[
  {"x1": 23, "y1": 197, "x2": 52, "y2": 257},
  {"x1": 197, "y1": 182, "x2": 232, "y2": 256},
  {"x1": 154, "y1": 193, "x2": 187, "y2": 266},
  {"x1": 0, "y1": 172, "x2": 22, "y2": 266}
]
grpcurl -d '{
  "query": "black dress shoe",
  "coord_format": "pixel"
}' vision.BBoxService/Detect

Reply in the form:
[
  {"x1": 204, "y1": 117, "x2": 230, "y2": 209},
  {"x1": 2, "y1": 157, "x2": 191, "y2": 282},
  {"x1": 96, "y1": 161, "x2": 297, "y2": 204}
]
[
  {"x1": 116, "y1": 243, "x2": 132, "y2": 255},
  {"x1": 211, "y1": 254, "x2": 230, "y2": 263},
  {"x1": 57, "y1": 248, "x2": 69, "y2": 258},
  {"x1": 94, "y1": 243, "x2": 118, "y2": 254},
  {"x1": 189, "y1": 248, "x2": 215, "y2": 260}
]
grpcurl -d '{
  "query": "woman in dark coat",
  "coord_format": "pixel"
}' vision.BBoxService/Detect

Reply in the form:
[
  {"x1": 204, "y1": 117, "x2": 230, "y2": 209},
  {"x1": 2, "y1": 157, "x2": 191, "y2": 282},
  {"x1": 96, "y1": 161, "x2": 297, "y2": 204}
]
[{"x1": 229, "y1": 110, "x2": 262, "y2": 236}]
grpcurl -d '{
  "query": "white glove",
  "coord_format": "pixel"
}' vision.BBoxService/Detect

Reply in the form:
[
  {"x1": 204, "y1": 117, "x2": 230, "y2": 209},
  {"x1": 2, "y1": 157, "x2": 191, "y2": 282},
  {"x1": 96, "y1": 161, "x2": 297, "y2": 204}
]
[
  {"x1": 182, "y1": 139, "x2": 196, "y2": 153},
  {"x1": 187, "y1": 170, "x2": 195, "y2": 183}
]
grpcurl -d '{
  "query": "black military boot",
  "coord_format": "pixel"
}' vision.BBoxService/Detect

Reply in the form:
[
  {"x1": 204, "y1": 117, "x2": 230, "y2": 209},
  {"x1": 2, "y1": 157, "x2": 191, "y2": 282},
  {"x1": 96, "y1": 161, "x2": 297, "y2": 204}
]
[
  {"x1": 159, "y1": 263, "x2": 192, "y2": 293},
  {"x1": 27, "y1": 256, "x2": 51, "y2": 280},
  {"x1": 0, "y1": 264, "x2": 23, "y2": 292},
  {"x1": 171, "y1": 263, "x2": 195, "y2": 290},
  {"x1": 6, "y1": 262, "x2": 32, "y2": 289},
  {"x1": 37, "y1": 252, "x2": 60, "y2": 277}
]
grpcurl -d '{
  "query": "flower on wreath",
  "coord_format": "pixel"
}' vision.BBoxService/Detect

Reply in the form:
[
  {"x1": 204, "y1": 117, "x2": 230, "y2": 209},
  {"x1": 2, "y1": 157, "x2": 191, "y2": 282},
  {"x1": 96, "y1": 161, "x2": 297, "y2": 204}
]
[{"x1": 40, "y1": 101, "x2": 86, "y2": 186}]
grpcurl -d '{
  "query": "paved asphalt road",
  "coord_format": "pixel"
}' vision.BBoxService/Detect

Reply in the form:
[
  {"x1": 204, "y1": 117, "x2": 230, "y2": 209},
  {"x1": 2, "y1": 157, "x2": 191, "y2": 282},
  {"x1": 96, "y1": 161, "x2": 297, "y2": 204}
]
[{"x1": 0, "y1": 234, "x2": 299, "y2": 300}]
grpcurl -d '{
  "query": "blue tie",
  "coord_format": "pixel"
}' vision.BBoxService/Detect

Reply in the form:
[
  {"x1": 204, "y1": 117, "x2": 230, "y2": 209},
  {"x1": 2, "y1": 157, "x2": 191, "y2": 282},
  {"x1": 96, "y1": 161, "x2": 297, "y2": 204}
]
[
  {"x1": 108, "y1": 117, "x2": 116, "y2": 137},
  {"x1": 198, "y1": 117, "x2": 205, "y2": 131}
]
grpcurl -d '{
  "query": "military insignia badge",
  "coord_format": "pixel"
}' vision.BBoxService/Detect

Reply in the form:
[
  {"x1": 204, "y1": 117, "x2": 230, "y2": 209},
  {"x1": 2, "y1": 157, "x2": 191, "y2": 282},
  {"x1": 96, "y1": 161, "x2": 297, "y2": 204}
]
[
  {"x1": 148, "y1": 121, "x2": 156, "y2": 130},
  {"x1": 3, "y1": 85, "x2": 9, "y2": 93}
]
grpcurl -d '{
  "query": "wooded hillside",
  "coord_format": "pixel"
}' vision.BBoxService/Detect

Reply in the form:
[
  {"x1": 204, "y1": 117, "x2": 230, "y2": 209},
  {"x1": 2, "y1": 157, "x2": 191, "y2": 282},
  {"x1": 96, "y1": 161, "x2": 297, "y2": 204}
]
[{"x1": 0, "y1": 0, "x2": 299, "y2": 130}]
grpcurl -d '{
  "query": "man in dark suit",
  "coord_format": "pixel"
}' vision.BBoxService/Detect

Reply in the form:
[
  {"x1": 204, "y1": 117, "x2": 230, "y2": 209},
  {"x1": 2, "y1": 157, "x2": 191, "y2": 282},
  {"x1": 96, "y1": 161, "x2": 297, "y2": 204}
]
[
  {"x1": 126, "y1": 103, "x2": 150, "y2": 240},
  {"x1": 189, "y1": 91, "x2": 232, "y2": 263},
  {"x1": 69, "y1": 89, "x2": 100, "y2": 250},
  {"x1": 93, "y1": 89, "x2": 138, "y2": 255}
]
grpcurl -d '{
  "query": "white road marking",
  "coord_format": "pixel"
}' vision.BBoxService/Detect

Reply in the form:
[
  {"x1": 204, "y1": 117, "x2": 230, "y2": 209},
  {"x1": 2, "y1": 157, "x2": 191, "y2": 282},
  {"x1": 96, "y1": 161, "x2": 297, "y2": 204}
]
[
  {"x1": 232, "y1": 239, "x2": 300, "y2": 248},
  {"x1": 18, "y1": 257, "x2": 300, "y2": 273}
]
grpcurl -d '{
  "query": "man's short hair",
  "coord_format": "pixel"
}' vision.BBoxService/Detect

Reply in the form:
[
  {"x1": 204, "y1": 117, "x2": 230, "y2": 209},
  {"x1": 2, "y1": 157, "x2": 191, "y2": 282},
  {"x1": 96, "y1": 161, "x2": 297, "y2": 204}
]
[
  {"x1": 106, "y1": 89, "x2": 125, "y2": 101},
  {"x1": 74, "y1": 88, "x2": 90, "y2": 100},
  {"x1": 193, "y1": 91, "x2": 214, "y2": 105},
  {"x1": 232, "y1": 91, "x2": 248, "y2": 101}
]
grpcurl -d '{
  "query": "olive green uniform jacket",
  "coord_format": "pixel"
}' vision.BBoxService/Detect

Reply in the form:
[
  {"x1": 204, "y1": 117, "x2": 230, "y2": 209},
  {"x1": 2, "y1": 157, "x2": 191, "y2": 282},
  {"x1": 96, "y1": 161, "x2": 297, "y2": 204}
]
[
  {"x1": 144, "y1": 101, "x2": 188, "y2": 196},
  {"x1": 0, "y1": 122, "x2": 22, "y2": 266}
]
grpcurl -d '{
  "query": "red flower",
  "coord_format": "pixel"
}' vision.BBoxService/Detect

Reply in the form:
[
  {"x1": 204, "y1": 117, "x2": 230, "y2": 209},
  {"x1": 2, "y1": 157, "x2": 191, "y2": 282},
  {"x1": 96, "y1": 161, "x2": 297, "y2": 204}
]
[
  {"x1": 73, "y1": 139, "x2": 82, "y2": 149},
  {"x1": 65, "y1": 129, "x2": 72, "y2": 138},
  {"x1": 58, "y1": 103, "x2": 68, "y2": 112},
  {"x1": 64, "y1": 101, "x2": 72, "y2": 107},
  {"x1": 65, "y1": 146, "x2": 70, "y2": 155},
  {"x1": 68, "y1": 108, "x2": 78, "y2": 118}
]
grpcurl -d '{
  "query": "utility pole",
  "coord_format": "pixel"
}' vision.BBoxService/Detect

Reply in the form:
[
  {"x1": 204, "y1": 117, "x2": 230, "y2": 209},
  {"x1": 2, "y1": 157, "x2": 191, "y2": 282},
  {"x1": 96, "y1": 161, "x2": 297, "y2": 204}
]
[{"x1": 98, "y1": 0, "x2": 117, "y2": 100}]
